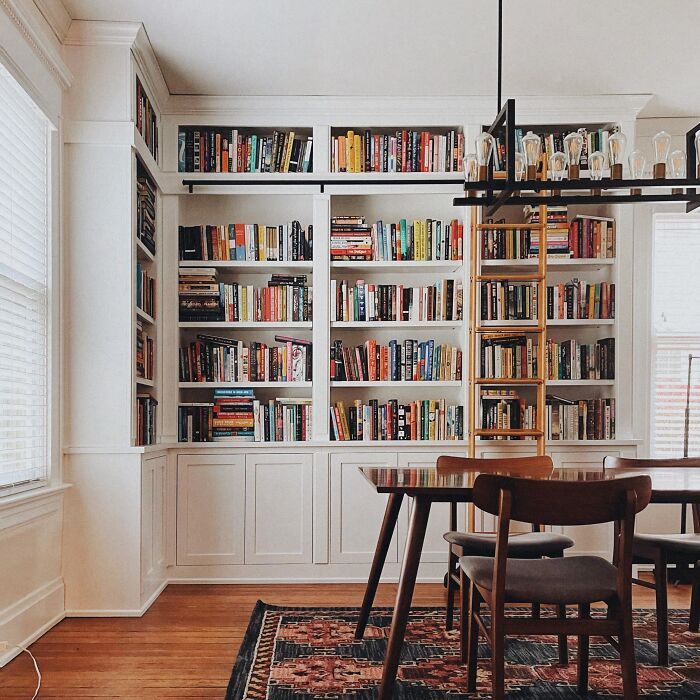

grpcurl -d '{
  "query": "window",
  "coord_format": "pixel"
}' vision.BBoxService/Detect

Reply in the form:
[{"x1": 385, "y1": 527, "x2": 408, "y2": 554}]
[
  {"x1": 0, "y1": 63, "x2": 51, "y2": 494},
  {"x1": 650, "y1": 214, "x2": 700, "y2": 457}
]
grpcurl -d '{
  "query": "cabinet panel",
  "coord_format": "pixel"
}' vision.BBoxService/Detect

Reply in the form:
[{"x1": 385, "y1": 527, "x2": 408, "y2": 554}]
[
  {"x1": 330, "y1": 452, "x2": 401, "y2": 564},
  {"x1": 176, "y1": 454, "x2": 245, "y2": 565},
  {"x1": 141, "y1": 455, "x2": 167, "y2": 596},
  {"x1": 245, "y1": 453, "x2": 313, "y2": 564},
  {"x1": 398, "y1": 452, "x2": 465, "y2": 562}
]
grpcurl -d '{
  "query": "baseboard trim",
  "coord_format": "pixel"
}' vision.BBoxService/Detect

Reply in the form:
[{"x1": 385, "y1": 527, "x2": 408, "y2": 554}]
[{"x1": 65, "y1": 579, "x2": 168, "y2": 618}]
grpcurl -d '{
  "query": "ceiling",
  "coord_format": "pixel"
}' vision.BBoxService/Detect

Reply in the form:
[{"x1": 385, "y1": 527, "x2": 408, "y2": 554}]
[{"x1": 60, "y1": 0, "x2": 700, "y2": 118}]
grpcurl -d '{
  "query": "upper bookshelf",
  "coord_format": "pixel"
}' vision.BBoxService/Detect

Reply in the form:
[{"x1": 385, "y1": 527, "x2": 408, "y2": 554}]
[
  {"x1": 330, "y1": 126, "x2": 465, "y2": 174},
  {"x1": 177, "y1": 126, "x2": 313, "y2": 174},
  {"x1": 135, "y1": 76, "x2": 158, "y2": 162}
]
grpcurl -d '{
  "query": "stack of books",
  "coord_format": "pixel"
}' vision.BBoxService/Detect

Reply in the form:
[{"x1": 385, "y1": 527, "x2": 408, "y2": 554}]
[
  {"x1": 179, "y1": 334, "x2": 312, "y2": 383},
  {"x1": 330, "y1": 217, "x2": 372, "y2": 260},
  {"x1": 136, "y1": 395, "x2": 157, "y2": 445},
  {"x1": 332, "y1": 279, "x2": 463, "y2": 322},
  {"x1": 525, "y1": 205, "x2": 568, "y2": 228},
  {"x1": 136, "y1": 322, "x2": 154, "y2": 380},
  {"x1": 330, "y1": 339, "x2": 462, "y2": 382},
  {"x1": 330, "y1": 128, "x2": 464, "y2": 173},
  {"x1": 178, "y1": 222, "x2": 312, "y2": 262},
  {"x1": 136, "y1": 262, "x2": 156, "y2": 318},
  {"x1": 178, "y1": 128, "x2": 312, "y2": 173},
  {"x1": 546, "y1": 337, "x2": 615, "y2": 380},
  {"x1": 480, "y1": 281, "x2": 538, "y2": 321},
  {"x1": 546, "y1": 396, "x2": 615, "y2": 440},
  {"x1": 178, "y1": 269, "x2": 220, "y2": 322},
  {"x1": 329, "y1": 399, "x2": 463, "y2": 441},
  {"x1": 546, "y1": 280, "x2": 615, "y2": 320},
  {"x1": 136, "y1": 169, "x2": 156, "y2": 255},
  {"x1": 480, "y1": 335, "x2": 536, "y2": 379},
  {"x1": 480, "y1": 389, "x2": 537, "y2": 437}
]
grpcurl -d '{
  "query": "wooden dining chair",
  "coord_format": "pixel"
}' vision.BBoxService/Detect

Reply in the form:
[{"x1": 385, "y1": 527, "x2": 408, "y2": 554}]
[
  {"x1": 438, "y1": 455, "x2": 574, "y2": 663},
  {"x1": 462, "y1": 473, "x2": 652, "y2": 700},
  {"x1": 604, "y1": 455, "x2": 700, "y2": 665}
]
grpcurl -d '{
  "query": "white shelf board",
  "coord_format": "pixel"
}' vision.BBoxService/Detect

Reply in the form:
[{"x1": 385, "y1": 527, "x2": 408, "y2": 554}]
[
  {"x1": 331, "y1": 260, "x2": 463, "y2": 272},
  {"x1": 331, "y1": 320, "x2": 462, "y2": 329},
  {"x1": 136, "y1": 237, "x2": 156, "y2": 262},
  {"x1": 478, "y1": 320, "x2": 538, "y2": 328},
  {"x1": 547, "y1": 379, "x2": 615, "y2": 386},
  {"x1": 136, "y1": 307, "x2": 155, "y2": 325},
  {"x1": 481, "y1": 258, "x2": 615, "y2": 271},
  {"x1": 178, "y1": 321, "x2": 312, "y2": 329},
  {"x1": 330, "y1": 380, "x2": 462, "y2": 388},
  {"x1": 548, "y1": 319, "x2": 615, "y2": 326},
  {"x1": 179, "y1": 260, "x2": 312, "y2": 273},
  {"x1": 179, "y1": 381, "x2": 312, "y2": 389},
  {"x1": 136, "y1": 377, "x2": 155, "y2": 387}
]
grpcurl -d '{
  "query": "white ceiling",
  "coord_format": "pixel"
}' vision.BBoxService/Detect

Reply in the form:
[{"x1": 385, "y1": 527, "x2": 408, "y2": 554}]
[{"x1": 60, "y1": 0, "x2": 700, "y2": 118}]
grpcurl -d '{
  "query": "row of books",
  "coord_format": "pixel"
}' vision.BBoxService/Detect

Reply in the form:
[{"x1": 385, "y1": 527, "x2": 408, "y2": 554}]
[
  {"x1": 480, "y1": 215, "x2": 615, "y2": 260},
  {"x1": 136, "y1": 262, "x2": 156, "y2": 318},
  {"x1": 329, "y1": 399, "x2": 464, "y2": 441},
  {"x1": 480, "y1": 335, "x2": 537, "y2": 379},
  {"x1": 178, "y1": 222, "x2": 312, "y2": 262},
  {"x1": 179, "y1": 271, "x2": 312, "y2": 323},
  {"x1": 546, "y1": 338, "x2": 615, "y2": 381},
  {"x1": 330, "y1": 216, "x2": 463, "y2": 262},
  {"x1": 135, "y1": 77, "x2": 158, "y2": 159},
  {"x1": 480, "y1": 281, "x2": 538, "y2": 321},
  {"x1": 178, "y1": 128, "x2": 312, "y2": 173},
  {"x1": 480, "y1": 389, "x2": 537, "y2": 435},
  {"x1": 136, "y1": 166, "x2": 156, "y2": 255},
  {"x1": 330, "y1": 129, "x2": 465, "y2": 173},
  {"x1": 178, "y1": 388, "x2": 311, "y2": 442},
  {"x1": 547, "y1": 397, "x2": 616, "y2": 441},
  {"x1": 330, "y1": 339, "x2": 462, "y2": 382},
  {"x1": 547, "y1": 281, "x2": 615, "y2": 320},
  {"x1": 332, "y1": 279, "x2": 463, "y2": 322},
  {"x1": 179, "y1": 334, "x2": 312, "y2": 383},
  {"x1": 136, "y1": 395, "x2": 157, "y2": 446},
  {"x1": 136, "y1": 322, "x2": 155, "y2": 381}
]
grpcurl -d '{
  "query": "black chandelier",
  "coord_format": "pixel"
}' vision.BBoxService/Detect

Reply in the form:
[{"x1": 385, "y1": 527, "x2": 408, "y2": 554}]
[{"x1": 454, "y1": 1, "x2": 700, "y2": 217}]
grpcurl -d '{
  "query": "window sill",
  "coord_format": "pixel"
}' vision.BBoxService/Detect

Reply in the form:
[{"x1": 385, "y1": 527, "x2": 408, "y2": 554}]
[{"x1": 0, "y1": 483, "x2": 72, "y2": 512}]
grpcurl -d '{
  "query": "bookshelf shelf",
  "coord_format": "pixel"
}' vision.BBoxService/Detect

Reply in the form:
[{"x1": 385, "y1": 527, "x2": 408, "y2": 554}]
[
  {"x1": 481, "y1": 258, "x2": 615, "y2": 272},
  {"x1": 548, "y1": 319, "x2": 615, "y2": 327},
  {"x1": 330, "y1": 260, "x2": 463, "y2": 273},
  {"x1": 179, "y1": 260, "x2": 313, "y2": 273},
  {"x1": 179, "y1": 381, "x2": 312, "y2": 389},
  {"x1": 136, "y1": 307, "x2": 155, "y2": 325},
  {"x1": 331, "y1": 320, "x2": 461, "y2": 329},
  {"x1": 330, "y1": 380, "x2": 462, "y2": 388},
  {"x1": 547, "y1": 379, "x2": 615, "y2": 386},
  {"x1": 475, "y1": 378, "x2": 543, "y2": 385},
  {"x1": 136, "y1": 237, "x2": 155, "y2": 263},
  {"x1": 178, "y1": 321, "x2": 312, "y2": 329},
  {"x1": 136, "y1": 377, "x2": 155, "y2": 387}
]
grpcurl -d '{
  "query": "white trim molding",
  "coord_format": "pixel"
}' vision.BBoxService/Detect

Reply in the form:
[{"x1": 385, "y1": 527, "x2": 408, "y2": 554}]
[{"x1": 33, "y1": 0, "x2": 71, "y2": 43}]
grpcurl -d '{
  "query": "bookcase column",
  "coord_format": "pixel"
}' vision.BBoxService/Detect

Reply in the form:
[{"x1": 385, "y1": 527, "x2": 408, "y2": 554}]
[{"x1": 313, "y1": 124, "x2": 331, "y2": 174}]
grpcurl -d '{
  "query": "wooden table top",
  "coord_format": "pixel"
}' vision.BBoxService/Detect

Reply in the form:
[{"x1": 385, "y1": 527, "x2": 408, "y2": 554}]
[{"x1": 360, "y1": 466, "x2": 700, "y2": 503}]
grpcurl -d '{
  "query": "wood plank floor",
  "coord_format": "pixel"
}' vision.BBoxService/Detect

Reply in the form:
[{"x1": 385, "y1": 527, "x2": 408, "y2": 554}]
[{"x1": 0, "y1": 581, "x2": 694, "y2": 698}]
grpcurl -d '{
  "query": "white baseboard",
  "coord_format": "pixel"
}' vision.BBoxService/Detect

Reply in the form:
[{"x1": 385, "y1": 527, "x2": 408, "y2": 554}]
[
  {"x1": 65, "y1": 579, "x2": 168, "y2": 618},
  {"x1": 0, "y1": 578, "x2": 65, "y2": 668}
]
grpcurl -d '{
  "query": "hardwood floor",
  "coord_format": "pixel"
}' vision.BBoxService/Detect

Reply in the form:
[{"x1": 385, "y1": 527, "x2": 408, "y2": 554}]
[{"x1": 0, "y1": 580, "x2": 694, "y2": 698}]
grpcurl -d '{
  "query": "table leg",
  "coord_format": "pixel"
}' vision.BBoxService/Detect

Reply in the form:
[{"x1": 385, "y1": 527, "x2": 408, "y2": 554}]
[
  {"x1": 354, "y1": 492, "x2": 404, "y2": 640},
  {"x1": 378, "y1": 496, "x2": 431, "y2": 700}
]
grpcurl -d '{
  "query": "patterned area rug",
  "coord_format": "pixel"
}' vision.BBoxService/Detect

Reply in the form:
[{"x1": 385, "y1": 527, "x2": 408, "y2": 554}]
[{"x1": 227, "y1": 602, "x2": 700, "y2": 698}]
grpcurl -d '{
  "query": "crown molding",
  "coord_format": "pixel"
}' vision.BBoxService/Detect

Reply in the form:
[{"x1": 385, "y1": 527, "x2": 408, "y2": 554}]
[
  {"x1": 64, "y1": 19, "x2": 141, "y2": 46},
  {"x1": 0, "y1": 0, "x2": 72, "y2": 89},
  {"x1": 131, "y1": 24, "x2": 169, "y2": 115},
  {"x1": 32, "y1": 0, "x2": 71, "y2": 43}
]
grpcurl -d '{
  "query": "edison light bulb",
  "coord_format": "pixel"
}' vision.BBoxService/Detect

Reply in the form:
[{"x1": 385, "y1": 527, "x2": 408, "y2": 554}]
[
  {"x1": 521, "y1": 131, "x2": 541, "y2": 180},
  {"x1": 695, "y1": 132, "x2": 700, "y2": 178},
  {"x1": 475, "y1": 132, "x2": 495, "y2": 180},
  {"x1": 462, "y1": 153, "x2": 478, "y2": 183},
  {"x1": 628, "y1": 149, "x2": 646, "y2": 195},
  {"x1": 652, "y1": 131, "x2": 672, "y2": 178},
  {"x1": 589, "y1": 151, "x2": 605, "y2": 181},
  {"x1": 608, "y1": 131, "x2": 627, "y2": 179},
  {"x1": 564, "y1": 131, "x2": 584, "y2": 180},
  {"x1": 514, "y1": 151, "x2": 526, "y2": 182},
  {"x1": 549, "y1": 152, "x2": 567, "y2": 181},
  {"x1": 669, "y1": 149, "x2": 686, "y2": 194}
]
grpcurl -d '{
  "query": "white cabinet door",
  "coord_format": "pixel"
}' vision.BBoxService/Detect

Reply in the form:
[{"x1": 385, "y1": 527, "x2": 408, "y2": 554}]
[
  {"x1": 141, "y1": 455, "x2": 166, "y2": 596},
  {"x1": 176, "y1": 454, "x2": 245, "y2": 565},
  {"x1": 398, "y1": 452, "x2": 466, "y2": 562},
  {"x1": 330, "y1": 452, "x2": 402, "y2": 564},
  {"x1": 245, "y1": 453, "x2": 313, "y2": 564}
]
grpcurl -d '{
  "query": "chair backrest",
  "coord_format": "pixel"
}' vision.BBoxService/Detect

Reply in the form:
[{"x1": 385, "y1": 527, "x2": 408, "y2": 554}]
[
  {"x1": 437, "y1": 454, "x2": 554, "y2": 479},
  {"x1": 604, "y1": 455, "x2": 700, "y2": 469},
  {"x1": 473, "y1": 473, "x2": 652, "y2": 527}
]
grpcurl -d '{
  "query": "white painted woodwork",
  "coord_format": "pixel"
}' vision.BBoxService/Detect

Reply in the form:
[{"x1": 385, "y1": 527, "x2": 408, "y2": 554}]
[
  {"x1": 141, "y1": 455, "x2": 167, "y2": 598},
  {"x1": 244, "y1": 453, "x2": 313, "y2": 564},
  {"x1": 176, "y1": 454, "x2": 246, "y2": 566}
]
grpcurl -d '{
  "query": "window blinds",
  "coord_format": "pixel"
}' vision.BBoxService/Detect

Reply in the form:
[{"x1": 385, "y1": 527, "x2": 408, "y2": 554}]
[
  {"x1": 651, "y1": 215, "x2": 700, "y2": 458},
  {"x1": 0, "y1": 64, "x2": 50, "y2": 493}
]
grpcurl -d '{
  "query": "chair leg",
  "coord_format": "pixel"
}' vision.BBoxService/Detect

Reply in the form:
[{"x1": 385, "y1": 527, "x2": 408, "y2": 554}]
[
  {"x1": 618, "y1": 600, "x2": 639, "y2": 700},
  {"x1": 532, "y1": 602, "x2": 541, "y2": 618},
  {"x1": 459, "y1": 567, "x2": 470, "y2": 663},
  {"x1": 653, "y1": 551, "x2": 669, "y2": 666},
  {"x1": 690, "y1": 562, "x2": 700, "y2": 632},
  {"x1": 558, "y1": 604, "x2": 569, "y2": 665},
  {"x1": 577, "y1": 603, "x2": 590, "y2": 694},
  {"x1": 467, "y1": 582, "x2": 481, "y2": 693},
  {"x1": 491, "y1": 604, "x2": 506, "y2": 700},
  {"x1": 445, "y1": 546, "x2": 457, "y2": 631}
]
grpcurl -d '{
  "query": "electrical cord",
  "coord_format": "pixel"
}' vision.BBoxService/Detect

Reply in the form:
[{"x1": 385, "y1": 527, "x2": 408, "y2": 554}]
[{"x1": 6, "y1": 643, "x2": 41, "y2": 698}]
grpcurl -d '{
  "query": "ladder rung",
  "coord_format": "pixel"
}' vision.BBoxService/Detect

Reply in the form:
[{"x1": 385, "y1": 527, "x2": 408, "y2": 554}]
[
  {"x1": 475, "y1": 429, "x2": 544, "y2": 437},
  {"x1": 475, "y1": 377, "x2": 544, "y2": 385},
  {"x1": 477, "y1": 273, "x2": 544, "y2": 282},
  {"x1": 475, "y1": 326, "x2": 545, "y2": 334},
  {"x1": 476, "y1": 223, "x2": 542, "y2": 230}
]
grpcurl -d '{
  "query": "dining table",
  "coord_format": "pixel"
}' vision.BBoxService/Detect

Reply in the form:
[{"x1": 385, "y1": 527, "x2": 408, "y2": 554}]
[{"x1": 356, "y1": 464, "x2": 700, "y2": 700}]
